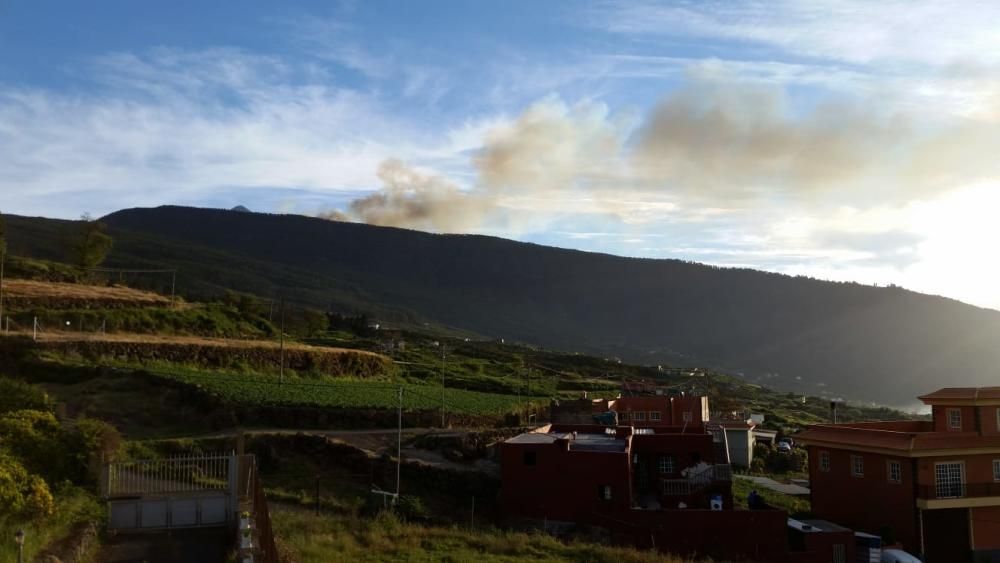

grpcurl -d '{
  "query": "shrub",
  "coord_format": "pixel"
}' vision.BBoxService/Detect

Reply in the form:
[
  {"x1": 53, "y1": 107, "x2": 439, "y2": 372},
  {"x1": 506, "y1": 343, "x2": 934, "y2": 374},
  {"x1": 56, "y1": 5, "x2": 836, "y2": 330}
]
[
  {"x1": 0, "y1": 410, "x2": 65, "y2": 479},
  {"x1": 0, "y1": 377, "x2": 51, "y2": 415},
  {"x1": 0, "y1": 451, "x2": 55, "y2": 520}
]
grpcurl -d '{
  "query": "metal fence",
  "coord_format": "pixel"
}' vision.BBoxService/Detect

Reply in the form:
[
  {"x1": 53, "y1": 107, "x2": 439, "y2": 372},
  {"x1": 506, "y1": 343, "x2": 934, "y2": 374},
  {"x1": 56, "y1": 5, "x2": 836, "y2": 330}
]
[{"x1": 105, "y1": 454, "x2": 232, "y2": 497}]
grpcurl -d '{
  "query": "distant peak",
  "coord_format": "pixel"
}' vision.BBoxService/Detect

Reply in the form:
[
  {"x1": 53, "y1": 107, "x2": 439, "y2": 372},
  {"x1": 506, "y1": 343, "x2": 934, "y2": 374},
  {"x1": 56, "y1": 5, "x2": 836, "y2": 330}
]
[{"x1": 231, "y1": 205, "x2": 252, "y2": 213}]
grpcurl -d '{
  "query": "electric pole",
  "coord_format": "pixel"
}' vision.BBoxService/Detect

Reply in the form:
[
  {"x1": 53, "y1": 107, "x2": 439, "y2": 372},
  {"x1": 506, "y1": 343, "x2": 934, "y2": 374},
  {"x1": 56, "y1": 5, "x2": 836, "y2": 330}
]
[
  {"x1": 439, "y1": 344, "x2": 446, "y2": 428},
  {"x1": 279, "y1": 299, "x2": 285, "y2": 384},
  {"x1": 396, "y1": 386, "x2": 403, "y2": 503}
]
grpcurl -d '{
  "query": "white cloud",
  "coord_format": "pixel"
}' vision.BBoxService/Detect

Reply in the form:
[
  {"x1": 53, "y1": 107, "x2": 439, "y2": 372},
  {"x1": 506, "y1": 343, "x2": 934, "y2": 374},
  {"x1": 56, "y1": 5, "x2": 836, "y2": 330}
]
[{"x1": 592, "y1": 1, "x2": 1000, "y2": 67}]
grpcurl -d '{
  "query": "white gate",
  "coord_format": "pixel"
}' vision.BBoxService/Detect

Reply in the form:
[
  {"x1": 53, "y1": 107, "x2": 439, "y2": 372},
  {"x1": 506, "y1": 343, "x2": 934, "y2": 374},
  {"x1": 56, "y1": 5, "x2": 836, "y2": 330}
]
[{"x1": 103, "y1": 454, "x2": 246, "y2": 531}]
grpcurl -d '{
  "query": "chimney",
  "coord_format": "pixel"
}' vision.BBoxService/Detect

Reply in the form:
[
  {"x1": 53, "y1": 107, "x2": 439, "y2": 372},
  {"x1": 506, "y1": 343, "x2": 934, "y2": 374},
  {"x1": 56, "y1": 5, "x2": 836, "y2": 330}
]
[{"x1": 830, "y1": 401, "x2": 838, "y2": 424}]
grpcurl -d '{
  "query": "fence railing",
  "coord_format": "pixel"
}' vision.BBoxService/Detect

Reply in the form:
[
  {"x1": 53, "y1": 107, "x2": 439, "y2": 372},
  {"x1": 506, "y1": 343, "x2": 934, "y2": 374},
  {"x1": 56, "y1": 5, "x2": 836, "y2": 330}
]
[
  {"x1": 247, "y1": 458, "x2": 279, "y2": 563},
  {"x1": 918, "y1": 482, "x2": 1000, "y2": 500},
  {"x1": 661, "y1": 464, "x2": 732, "y2": 496},
  {"x1": 105, "y1": 454, "x2": 232, "y2": 497}
]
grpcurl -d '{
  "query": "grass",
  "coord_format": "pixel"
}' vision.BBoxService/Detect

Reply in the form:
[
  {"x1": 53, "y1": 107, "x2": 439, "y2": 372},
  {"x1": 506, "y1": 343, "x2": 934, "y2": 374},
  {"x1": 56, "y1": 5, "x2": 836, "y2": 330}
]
[
  {"x1": 271, "y1": 507, "x2": 704, "y2": 563},
  {"x1": 1, "y1": 278, "x2": 171, "y2": 306},
  {"x1": 146, "y1": 365, "x2": 543, "y2": 416},
  {"x1": 731, "y1": 477, "x2": 811, "y2": 518},
  {"x1": 0, "y1": 486, "x2": 102, "y2": 562}
]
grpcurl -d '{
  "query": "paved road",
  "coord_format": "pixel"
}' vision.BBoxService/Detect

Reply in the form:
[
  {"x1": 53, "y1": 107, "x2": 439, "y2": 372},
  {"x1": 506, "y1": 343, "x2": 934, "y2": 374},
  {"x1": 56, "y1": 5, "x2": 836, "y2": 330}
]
[
  {"x1": 735, "y1": 474, "x2": 811, "y2": 496},
  {"x1": 97, "y1": 528, "x2": 231, "y2": 563}
]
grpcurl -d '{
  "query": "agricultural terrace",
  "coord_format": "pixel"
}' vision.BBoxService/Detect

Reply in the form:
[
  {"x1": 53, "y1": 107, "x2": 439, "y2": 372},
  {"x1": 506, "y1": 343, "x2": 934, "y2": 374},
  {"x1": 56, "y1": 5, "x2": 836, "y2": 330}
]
[
  {"x1": 30, "y1": 333, "x2": 391, "y2": 378},
  {"x1": 1, "y1": 279, "x2": 173, "y2": 308},
  {"x1": 149, "y1": 368, "x2": 539, "y2": 416}
]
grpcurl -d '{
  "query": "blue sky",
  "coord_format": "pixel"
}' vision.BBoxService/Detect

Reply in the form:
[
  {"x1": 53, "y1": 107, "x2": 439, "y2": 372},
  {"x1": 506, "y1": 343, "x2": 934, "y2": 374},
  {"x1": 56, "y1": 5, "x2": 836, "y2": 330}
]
[{"x1": 2, "y1": 1, "x2": 1000, "y2": 309}]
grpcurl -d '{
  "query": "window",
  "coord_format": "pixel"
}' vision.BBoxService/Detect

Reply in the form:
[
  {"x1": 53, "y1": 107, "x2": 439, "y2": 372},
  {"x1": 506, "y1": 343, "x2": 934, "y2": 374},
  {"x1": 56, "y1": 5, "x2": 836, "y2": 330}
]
[
  {"x1": 832, "y1": 544, "x2": 846, "y2": 563},
  {"x1": 658, "y1": 455, "x2": 675, "y2": 474},
  {"x1": 597, "y1": 485, "x2": 612, "y2": 501},
  {"x1": 523, "y1": 451, "x2": 536, "y2": 466},
  {"x1": 935, "y1": 462, "x2": 965, "y2": 498},
  {"x1": 949, "y1": 408, "x2": 962, "y2": 430},
  {"x1": 633, "y1": 411, "x2": 646, "y2": 422},
  {"x1": 888, "y1": 460, "x2": 902, "y2": 484},
  {"x1": 996, "y1": 408, "x2": 1000, "y2": 432},
  {"x1": 819, "y1": 451, "x2": 831, "y2": 472},
  {"x1": 851, "y1": 455, "x2": 864, "y2": 477},
  {"x1": 649, "y1": 411, "x2": 661, "y2": 422},
  {"x1": 682, "y1": 411, "x2": 693, "y2": 422},
  {"x1": 993, "y1": 460, "x2": 1000, "y2": 482}
]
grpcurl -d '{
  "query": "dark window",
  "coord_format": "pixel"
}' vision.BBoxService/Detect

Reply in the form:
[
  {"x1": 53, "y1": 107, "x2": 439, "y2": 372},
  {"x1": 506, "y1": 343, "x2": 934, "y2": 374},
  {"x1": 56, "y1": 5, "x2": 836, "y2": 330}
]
[
  {"x1": 597, "y1": 484, "x2": 612, "y2": 500},
  {"x1": 523, "y1": 451, "x2": 536, "y2": 466}
]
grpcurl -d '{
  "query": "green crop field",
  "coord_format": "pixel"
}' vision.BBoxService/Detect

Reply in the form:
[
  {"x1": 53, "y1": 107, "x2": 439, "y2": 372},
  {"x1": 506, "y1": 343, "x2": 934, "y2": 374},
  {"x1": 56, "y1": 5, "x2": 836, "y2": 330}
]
[{"x1": 147, "y1": 367, "x2": 543, "y2": 416}]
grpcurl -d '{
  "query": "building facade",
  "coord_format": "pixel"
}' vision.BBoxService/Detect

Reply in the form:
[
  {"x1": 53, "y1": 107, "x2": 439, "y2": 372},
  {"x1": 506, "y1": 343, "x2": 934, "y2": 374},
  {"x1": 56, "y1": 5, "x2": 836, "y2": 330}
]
[
  {"x1": 500, "y1": 424, "x2": 823, "y2": 561},
  {"x1": 796, "y1": 387, "x2": 1000, "y2": 562}
]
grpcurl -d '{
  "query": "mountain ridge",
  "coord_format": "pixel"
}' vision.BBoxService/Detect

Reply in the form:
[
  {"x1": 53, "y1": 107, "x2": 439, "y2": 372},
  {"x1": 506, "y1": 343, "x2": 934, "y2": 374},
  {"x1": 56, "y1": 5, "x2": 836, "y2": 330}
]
[{"x1": 5, "y1": 205, "x2": 999, "y2": 407}]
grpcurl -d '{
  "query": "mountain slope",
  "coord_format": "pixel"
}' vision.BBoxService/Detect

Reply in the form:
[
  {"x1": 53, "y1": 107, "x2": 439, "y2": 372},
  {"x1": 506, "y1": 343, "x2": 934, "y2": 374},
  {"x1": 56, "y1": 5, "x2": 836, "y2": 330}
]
[{"x1": 6, "y1": 206, "x2": 999, "y2": 406}]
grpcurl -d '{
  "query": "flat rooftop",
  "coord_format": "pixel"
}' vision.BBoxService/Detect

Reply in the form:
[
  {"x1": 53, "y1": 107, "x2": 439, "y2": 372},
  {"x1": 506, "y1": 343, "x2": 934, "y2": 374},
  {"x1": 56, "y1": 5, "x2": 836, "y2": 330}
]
[{"x1": 505, "y1": 431, "x2": 628, "y2": 452}]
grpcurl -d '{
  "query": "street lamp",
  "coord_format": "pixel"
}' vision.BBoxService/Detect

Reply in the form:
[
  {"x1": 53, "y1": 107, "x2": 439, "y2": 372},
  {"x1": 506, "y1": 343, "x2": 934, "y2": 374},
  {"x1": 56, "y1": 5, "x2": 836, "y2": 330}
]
[{"x1": 14, "y1": 529, "x2": 25, "y2": 563}]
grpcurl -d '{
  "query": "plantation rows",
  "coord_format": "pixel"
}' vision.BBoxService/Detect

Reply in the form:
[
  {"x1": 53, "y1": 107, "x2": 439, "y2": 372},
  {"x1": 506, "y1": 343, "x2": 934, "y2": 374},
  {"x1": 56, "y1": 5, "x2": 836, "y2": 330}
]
[{"x1": 154, "y1": 371, "x2": 537, "y2": 415}]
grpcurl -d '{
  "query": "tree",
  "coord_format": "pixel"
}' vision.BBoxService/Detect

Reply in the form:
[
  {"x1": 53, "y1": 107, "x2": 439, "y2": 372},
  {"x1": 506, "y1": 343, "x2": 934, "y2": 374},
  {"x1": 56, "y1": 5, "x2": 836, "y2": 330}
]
[
  {"x1": 0, "y1": 210, "x2": 7, "y2": 257},
  {"x1": 72, "y1": 213, "x2": 113, "y2": 269}
]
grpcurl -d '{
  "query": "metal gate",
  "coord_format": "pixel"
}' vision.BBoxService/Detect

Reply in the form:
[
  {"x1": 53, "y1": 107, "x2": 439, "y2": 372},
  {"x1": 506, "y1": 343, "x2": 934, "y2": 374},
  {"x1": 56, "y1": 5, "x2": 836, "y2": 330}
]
[{"x1": 103, "y1": 454, "x2": 244, "y2": 531}]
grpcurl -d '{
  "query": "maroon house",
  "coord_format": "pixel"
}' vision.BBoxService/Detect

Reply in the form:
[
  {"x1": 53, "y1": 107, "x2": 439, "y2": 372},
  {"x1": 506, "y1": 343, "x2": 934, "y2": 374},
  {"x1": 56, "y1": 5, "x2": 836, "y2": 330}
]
[
  {"x1": 797, "y1": 387, "x2": 1000, "y2": 562},
  {"x1": 500, "y1": 423, "x2": 797, "y2": 561}
]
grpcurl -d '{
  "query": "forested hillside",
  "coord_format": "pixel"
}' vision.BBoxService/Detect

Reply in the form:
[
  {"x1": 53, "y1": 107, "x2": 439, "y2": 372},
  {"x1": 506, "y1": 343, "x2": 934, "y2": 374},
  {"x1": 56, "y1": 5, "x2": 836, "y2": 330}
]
[{"x1": 6, "y1": 206, "x2": 999, "y2": 407}]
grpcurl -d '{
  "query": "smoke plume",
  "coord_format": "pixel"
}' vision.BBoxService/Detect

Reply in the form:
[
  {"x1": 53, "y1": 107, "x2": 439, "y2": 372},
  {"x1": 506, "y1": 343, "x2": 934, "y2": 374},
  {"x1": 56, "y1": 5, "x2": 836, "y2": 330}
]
[{"x1": 325, "y1": 77, "x2": 1000, "y2": 231}]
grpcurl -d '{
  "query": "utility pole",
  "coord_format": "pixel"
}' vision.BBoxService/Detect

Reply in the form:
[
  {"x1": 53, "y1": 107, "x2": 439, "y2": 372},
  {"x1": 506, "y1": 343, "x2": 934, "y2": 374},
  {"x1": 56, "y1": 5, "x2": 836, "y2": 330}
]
[
  {"x1": 315, "y1": 474, "x2": 321, "y2": 515},
  {"x1": 279, "y1": 299, "x2": 285, "y2": 384},
  {"x1": 439, "y1": 344, "x2": 446, "y2": 428},
  {"x1": 170, "y1": 270, "x2": 177, "y2": 308},
  {"x1": 396, "y1": 386, "x2": 402, "y2": 503}
]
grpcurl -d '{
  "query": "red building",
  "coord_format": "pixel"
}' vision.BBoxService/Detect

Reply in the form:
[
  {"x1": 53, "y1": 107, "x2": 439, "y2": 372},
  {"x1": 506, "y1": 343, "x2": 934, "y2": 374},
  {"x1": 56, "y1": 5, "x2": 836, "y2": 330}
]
[
  {"x1": 614, "y1": 393, "x2": 710, "y2": 427},
  {"x1": 550, "y1": 392, "x2": 710, "y2": 427},
  {"x1": 501, "y1": 424, "x2": 807, "y2": 561},
  {"x1": 797, "y1": 387, "x2": 1000, "y2": 562}
]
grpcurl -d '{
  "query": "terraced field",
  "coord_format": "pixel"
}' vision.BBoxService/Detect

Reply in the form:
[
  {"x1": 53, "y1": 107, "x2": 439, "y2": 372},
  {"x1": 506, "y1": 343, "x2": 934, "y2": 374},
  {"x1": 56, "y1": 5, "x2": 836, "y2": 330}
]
[
  {"x1": 2, "y1": 279, "x2": 174, "y2": 308},
  {"x1": 149, "y1": 368, "x2": 538, "y2": 416}
]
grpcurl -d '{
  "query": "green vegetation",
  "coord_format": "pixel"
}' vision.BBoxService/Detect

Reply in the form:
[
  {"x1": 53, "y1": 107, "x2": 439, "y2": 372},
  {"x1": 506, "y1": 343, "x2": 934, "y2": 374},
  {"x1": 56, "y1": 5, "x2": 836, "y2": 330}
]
[
  {"x1": 271, "y1": 508, "x2": 698, "y2": 563},
  {"x1": 0, "y1": 485, "x2": 101, "y2": 563},
  {"x1": 145, "y1": 364, "x2": 541, "y2": 416},
  {"x1": 0, "y1": 375, "x2": 114, "y2": 561},
  {"x1": 72, "y1": 213, "x2": 113, "y2": 270},
  {"x1": 732, "y1": 478, "x2": 811, "y2": 518}
]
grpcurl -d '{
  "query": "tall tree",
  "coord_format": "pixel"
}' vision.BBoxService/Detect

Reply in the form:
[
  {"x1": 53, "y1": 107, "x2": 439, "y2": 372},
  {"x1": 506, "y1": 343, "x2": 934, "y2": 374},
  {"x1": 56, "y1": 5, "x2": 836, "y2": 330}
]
[{"x1": 72, "y1": 213, "x2": 114, "y2": 270}]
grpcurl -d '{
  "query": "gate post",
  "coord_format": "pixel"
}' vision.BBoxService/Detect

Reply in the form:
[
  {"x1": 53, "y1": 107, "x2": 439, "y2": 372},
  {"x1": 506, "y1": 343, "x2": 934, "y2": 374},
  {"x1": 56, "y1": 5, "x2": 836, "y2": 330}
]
[{"x1": 228, "y1": 453, "x2": 239, "y2": 521}]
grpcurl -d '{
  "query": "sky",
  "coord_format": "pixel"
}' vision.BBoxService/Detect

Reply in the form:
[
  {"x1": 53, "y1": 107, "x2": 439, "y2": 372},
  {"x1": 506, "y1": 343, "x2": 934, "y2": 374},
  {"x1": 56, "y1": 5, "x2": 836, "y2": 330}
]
[{"x1": 2, "y1": 1, "x2": 999, "y2": 309}]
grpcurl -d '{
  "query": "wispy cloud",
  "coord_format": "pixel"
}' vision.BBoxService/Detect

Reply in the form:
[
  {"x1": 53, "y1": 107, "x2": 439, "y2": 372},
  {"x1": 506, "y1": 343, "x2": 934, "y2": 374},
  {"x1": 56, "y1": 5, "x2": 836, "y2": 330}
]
[{"x1": 590, "y1": 1, "x2": 1000, "y2": 67}]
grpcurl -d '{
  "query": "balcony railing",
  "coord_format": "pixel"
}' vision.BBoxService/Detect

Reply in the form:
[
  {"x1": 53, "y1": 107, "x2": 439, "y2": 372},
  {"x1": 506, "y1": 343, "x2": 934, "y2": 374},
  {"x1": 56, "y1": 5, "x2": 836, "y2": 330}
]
[
  {"x1": 918, "y1": 482, "x2": 1000, "y2": 500},
  {"x1": 661, "y1": 464, "x2": 732, "y2": 496}
]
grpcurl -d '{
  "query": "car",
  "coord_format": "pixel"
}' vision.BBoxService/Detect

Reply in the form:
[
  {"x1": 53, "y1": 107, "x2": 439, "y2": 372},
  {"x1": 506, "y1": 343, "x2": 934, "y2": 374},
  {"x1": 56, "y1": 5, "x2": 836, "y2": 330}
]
[
  {"x1": 777, "y1": 442, "x2": 792, "y2": 453},
  {"x1": 882, "y1": 548, "x2": 921, "y2": 563}
]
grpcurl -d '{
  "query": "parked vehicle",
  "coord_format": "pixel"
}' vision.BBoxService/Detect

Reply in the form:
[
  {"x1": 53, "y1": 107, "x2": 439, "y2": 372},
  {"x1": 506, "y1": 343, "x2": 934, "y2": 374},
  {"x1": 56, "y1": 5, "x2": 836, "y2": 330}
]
[
  {"x1": 881, "y1": 548, "x2": 921, "y2": 563},
  {"x1": 777, "y1": 441, "x2": 792, "y2": 453}
]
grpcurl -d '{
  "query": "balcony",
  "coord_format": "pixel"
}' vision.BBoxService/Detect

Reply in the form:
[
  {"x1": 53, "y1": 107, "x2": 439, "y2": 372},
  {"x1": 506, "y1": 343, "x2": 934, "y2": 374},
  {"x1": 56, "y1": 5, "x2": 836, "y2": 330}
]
[
  {"x1": 917, "y1": 482, "x2": 1000, "y2": 509},
  {"x1": 660, "y1": 464, "x2": 732, "y2": 496}
]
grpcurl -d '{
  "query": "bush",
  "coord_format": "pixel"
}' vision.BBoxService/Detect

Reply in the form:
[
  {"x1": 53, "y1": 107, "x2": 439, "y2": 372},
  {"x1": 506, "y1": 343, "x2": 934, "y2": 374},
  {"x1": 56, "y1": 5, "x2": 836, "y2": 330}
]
[
  {"x1": 0, "y1": 410, "x2": 65, "y2": 479},
  {"x1": 0, "y1": 451, "x2": 55, "y2": 520},
  {"x1": 0, "y1": 410, "x2": 120, "y2": 484},
  {"x1": 0, "y1": 376, "x2": 51, "y2": 415}
]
